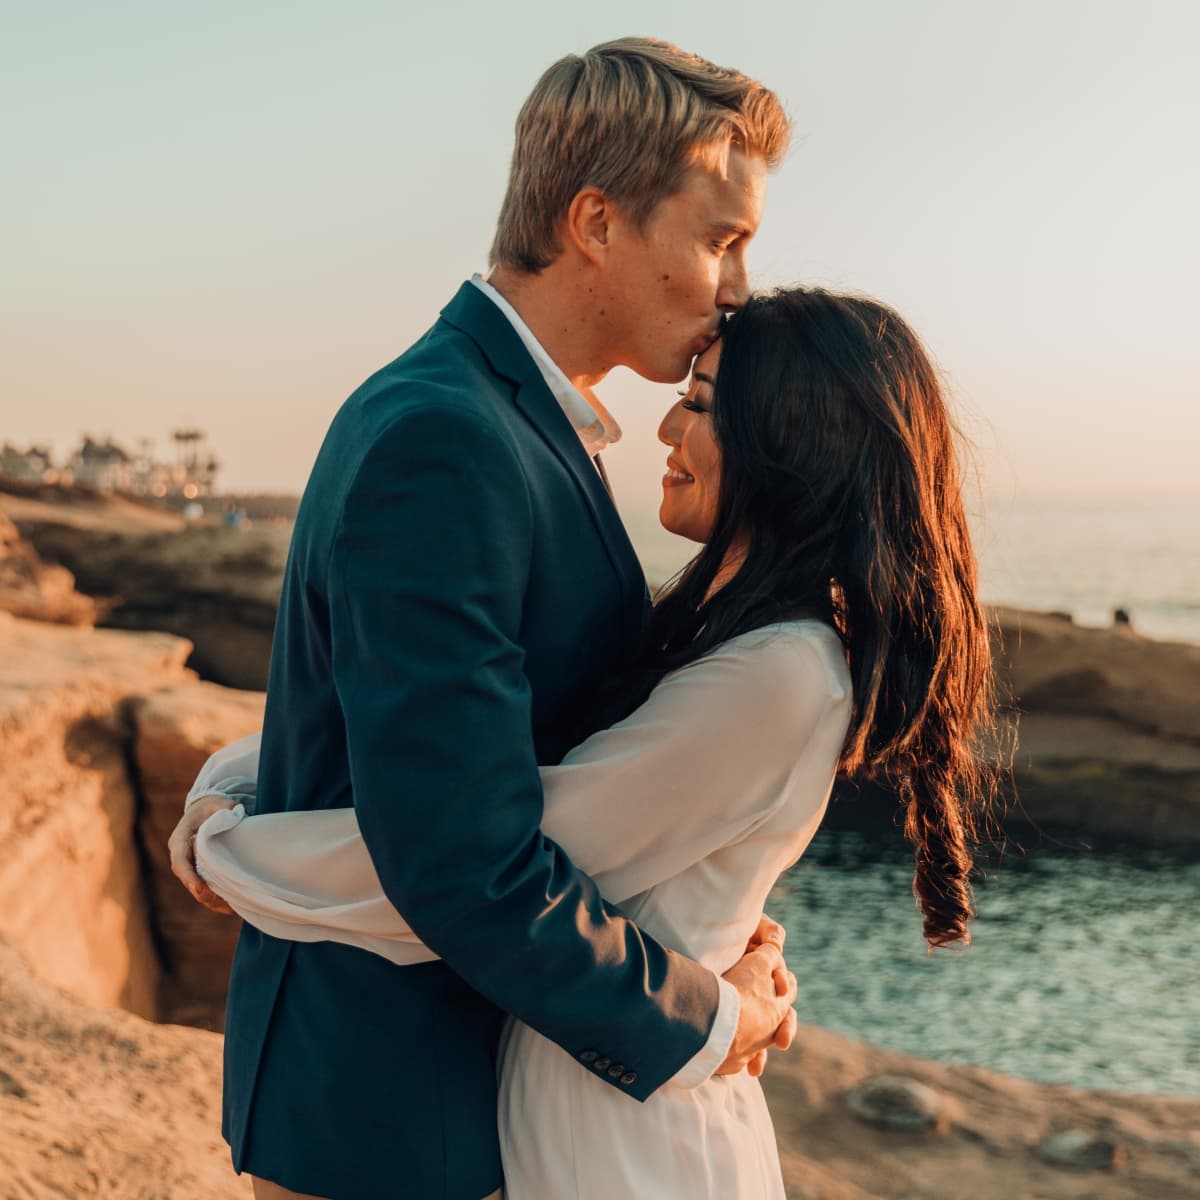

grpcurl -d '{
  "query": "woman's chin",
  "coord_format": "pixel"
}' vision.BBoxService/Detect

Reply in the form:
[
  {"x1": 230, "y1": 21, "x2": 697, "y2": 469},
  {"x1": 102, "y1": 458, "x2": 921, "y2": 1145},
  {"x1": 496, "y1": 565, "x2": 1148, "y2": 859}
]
[{"x1": 657, "y1": 507, "x2": 705, "y2": 546}]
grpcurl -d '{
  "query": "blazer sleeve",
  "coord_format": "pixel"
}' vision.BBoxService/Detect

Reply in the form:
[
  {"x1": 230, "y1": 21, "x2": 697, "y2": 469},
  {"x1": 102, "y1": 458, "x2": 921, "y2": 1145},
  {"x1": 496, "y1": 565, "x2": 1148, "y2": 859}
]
[{"x1": 326, "y1": 402, "x2": 720, "y2": 1101}]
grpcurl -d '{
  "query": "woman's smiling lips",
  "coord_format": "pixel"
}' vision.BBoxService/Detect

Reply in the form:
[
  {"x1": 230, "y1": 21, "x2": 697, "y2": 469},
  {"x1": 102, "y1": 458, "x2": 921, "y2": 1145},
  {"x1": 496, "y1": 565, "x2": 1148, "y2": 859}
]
[{"x1": 663, "y1": 458, "x2": 695, "y2": 487}]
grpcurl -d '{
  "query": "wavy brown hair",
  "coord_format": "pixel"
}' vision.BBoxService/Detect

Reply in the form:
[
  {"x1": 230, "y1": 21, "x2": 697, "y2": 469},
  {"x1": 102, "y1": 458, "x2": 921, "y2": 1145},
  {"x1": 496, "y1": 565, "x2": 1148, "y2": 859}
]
[{"x1": 625, "y1": 287, "x2": 1000, "y2": 947}]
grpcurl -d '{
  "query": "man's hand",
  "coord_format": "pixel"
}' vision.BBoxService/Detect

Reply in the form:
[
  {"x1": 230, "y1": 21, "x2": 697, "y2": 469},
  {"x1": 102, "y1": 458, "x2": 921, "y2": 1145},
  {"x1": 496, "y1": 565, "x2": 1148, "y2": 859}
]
[
  {"x1": 167, "y1": 795, "x2": 238, "y2": 916},
  {"x1": 716, "y1": 914, "x2": 798, "y2": 1077}
]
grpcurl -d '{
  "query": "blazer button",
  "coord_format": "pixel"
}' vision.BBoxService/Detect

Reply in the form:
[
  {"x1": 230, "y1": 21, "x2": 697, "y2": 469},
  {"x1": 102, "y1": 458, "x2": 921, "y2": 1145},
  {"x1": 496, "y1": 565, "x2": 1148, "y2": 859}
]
[
  {"x1": 607, "y1": 1064, "x2": 624, "y2": 1079},
  {"x1": 621, "y1": 1072, "x2": 638, "y2": 1086},
  {"x1": 594, "y1": 1057, "x2": 612, "y2": 1071},
  {"x1": 579, "y1": 1050, "x2": 599, "y2": 1064}
]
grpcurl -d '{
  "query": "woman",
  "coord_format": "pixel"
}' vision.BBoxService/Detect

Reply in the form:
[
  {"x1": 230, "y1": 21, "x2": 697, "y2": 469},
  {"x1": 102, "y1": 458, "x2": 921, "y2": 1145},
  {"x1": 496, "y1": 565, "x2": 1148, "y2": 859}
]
[{"x1": 174, "y1": 287, "x2": 997, "y2": 1198}]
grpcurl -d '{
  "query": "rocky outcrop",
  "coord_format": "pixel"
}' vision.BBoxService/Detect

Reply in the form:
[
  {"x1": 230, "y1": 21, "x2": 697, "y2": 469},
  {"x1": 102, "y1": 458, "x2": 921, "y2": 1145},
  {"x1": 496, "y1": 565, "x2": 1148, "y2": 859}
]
[
  {"x1": 0, "y1": 510, "x2": 99, "y2": 626},
  {"x1": 830, "y1": 607, "x2": 1200, "y2": 846},
  {"x1": 991, "y1": 607, "x2": 1200, "y2": 843},
  {"x1": 763, "y1": 1025, "x2": 1200, "y2": 1200},
  {"x1": 1, "y1": 489, "x2": 288, "y2": 690},
  {"x1": 0, "y1": 940, "x2": 242, "y2": 1200},
  {"x1": 0, "y1": 608, "x2": 267, "y2": 1031},
  {"x1": 0, "y1": 612, "x2": 192, "y2": 1018},
  {"x1": 132, "y1": 682, "x2": 265, "y2": 1028}
]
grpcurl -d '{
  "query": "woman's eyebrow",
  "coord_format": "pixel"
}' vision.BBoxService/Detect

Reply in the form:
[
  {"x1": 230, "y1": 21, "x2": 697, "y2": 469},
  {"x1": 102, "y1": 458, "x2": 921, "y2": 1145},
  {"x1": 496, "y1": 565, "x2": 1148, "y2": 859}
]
[{"x1": 694, "y1": 372, "x2": 716, "y2": 386}]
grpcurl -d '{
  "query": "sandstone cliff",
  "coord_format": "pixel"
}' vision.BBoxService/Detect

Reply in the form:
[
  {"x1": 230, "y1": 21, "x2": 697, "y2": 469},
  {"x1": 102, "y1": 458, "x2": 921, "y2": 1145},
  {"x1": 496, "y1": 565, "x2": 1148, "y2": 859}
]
[{"x1": 0, "y1": 612, "x2": 261, "y2": 1030}]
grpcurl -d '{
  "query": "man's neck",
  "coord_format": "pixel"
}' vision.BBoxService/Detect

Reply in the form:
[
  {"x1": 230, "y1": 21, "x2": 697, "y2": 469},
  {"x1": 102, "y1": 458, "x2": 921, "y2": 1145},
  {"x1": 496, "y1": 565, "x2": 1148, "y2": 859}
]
[{"x1": 486, "y1": 266, "x2": 611, "y2": 398}]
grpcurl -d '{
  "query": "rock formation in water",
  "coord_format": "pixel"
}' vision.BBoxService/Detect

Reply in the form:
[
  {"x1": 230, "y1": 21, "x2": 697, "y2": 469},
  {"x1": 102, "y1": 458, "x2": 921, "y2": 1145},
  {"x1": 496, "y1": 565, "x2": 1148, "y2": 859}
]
[{"x1": 990, "y1": 606, "x2": 1200, "y2": 844}]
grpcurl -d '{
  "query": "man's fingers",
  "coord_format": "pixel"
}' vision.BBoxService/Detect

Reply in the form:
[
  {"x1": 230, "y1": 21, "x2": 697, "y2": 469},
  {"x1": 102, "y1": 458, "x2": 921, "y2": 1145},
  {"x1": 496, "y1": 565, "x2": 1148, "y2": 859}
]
[
  {"x1": 746, "y1": 913, "x2": 786, "y2": 953},
  {"x1": 774, "y1": 1006, "x2": 798, "y2": 1051},
  {"x1": 753, "y1": 914, "x2": 786, "y2": 952}
]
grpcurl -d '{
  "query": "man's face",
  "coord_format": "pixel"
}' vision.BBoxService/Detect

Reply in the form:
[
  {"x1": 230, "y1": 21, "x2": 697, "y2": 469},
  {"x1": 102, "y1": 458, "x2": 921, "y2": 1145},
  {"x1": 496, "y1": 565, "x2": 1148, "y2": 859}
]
[{"x1": 599, "y1": 147, "x2": 767, "y2": 383}]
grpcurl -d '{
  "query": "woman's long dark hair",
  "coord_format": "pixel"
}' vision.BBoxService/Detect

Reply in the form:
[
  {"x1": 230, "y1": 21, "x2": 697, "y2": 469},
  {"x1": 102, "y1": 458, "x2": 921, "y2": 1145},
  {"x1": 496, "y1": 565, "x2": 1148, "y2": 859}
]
[{"x1": 623, "y1": 287, "x2": 999, "y2": 947}]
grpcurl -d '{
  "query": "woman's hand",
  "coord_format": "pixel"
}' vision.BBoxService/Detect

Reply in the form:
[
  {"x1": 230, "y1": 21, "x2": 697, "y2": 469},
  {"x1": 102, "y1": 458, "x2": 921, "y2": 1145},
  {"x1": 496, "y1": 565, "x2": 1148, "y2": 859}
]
[{"x1": 167, "y1": 795, "x2": 239, "y2": 916}]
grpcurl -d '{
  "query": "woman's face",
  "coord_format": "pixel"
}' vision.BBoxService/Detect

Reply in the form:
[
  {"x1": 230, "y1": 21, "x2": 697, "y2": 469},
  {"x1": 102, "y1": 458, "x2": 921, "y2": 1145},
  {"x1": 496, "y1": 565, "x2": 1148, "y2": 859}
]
[{"x1": 657, "y1": 340, "x2": 723, "y2": 544}]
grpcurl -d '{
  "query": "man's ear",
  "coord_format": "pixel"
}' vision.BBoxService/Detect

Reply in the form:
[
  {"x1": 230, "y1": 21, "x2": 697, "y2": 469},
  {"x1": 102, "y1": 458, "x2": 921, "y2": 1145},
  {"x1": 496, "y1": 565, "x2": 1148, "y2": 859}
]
[{"x1": 563, "y1": 187, "x2": 611, "y2": 267}]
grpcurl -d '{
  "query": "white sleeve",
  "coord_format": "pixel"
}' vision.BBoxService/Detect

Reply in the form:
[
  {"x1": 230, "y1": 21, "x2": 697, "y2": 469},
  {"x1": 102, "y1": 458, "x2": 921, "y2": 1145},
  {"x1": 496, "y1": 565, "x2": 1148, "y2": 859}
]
[
  {"x1": 192, "y1": 629, "x2": 848, "y2": 994},
  {"x1": 537, "y1": 628, "x2": 847, "y2": 905},
  {"x1": 185, "y1": 731, "x2": 262, "y2": 810}
]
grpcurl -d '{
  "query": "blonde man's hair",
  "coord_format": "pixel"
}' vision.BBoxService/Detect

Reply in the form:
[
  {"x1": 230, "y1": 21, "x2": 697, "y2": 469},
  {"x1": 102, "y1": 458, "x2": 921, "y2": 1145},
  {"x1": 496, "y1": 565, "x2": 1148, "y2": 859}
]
[{"x1": 490, "y1": 37, "x2": 791, "y2": 272}]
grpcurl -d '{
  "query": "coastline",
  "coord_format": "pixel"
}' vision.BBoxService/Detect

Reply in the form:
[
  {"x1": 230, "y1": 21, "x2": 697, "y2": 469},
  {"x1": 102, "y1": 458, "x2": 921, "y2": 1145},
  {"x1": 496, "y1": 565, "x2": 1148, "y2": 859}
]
[{"x1": 1, "y1": 483, "x2": 1197, "y2": 1197}]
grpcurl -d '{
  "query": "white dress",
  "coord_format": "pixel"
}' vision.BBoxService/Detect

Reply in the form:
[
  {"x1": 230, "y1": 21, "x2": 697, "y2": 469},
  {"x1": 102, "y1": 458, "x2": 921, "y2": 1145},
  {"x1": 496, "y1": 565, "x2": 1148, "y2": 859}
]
[{"x1": 189, "y1": 620, "x2": 852, "y2": 1200}]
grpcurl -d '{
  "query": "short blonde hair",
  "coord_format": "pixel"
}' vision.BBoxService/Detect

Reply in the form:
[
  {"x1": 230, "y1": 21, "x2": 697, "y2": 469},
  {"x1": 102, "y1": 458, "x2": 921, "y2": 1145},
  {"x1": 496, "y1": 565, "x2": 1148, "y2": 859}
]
[{"x1": 490, "y1": 37, "x2": 791, "y2": 272}]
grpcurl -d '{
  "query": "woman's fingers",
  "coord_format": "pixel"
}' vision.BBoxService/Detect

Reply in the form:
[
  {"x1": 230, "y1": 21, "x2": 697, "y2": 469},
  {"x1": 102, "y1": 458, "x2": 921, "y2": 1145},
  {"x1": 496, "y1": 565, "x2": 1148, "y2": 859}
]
[
  {"x1": 747, "y1": 1049, "x2": 768, "y2": 1077},
  {"x1": 167, "y1": 797, "x2": 238, "y2": 916}
]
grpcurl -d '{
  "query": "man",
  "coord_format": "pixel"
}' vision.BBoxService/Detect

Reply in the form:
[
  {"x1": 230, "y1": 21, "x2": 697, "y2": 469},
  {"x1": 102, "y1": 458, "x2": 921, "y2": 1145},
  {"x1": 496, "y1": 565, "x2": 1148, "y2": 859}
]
[{"x1": 172, "y1": 37, "x2": 794, "y2": 1200}]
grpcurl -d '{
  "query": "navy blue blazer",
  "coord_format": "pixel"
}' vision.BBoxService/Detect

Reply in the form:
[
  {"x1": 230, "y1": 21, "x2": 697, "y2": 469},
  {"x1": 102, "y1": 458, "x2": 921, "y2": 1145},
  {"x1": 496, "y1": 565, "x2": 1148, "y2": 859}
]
[{"x1": 221, "y1": 282, "x2": 721, "y2": 1197}]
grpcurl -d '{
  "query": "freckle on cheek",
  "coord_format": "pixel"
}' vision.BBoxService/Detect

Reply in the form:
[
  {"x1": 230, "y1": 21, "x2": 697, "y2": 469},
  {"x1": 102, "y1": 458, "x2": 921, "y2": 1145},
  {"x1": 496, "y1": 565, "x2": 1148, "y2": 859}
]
[{"x1": 661, "y1": 274, "x2": 671, "y2": 281}]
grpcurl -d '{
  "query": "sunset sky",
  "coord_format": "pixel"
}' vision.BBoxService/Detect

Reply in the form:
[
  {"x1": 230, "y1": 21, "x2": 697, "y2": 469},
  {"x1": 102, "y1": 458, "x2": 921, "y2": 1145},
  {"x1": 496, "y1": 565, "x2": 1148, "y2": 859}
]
[{"x1": 4, "y1": 1, "x2": 1197, "y2": 533}]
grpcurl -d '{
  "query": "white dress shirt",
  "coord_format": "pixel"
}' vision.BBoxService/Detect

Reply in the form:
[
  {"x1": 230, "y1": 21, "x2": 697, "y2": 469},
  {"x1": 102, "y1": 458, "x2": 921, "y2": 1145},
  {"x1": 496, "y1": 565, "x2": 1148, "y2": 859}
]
[
  {"x1": 469, "y1": 274, "x2": 621, "y2": 461},
  {"x1": 190, "y1": 621, "x2": 853, "y2": 1198}
]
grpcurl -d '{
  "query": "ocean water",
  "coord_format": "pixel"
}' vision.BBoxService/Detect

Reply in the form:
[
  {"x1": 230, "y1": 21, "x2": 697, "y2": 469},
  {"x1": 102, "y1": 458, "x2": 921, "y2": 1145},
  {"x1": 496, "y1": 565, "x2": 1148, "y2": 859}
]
[
  {"x1": 772, "y1": 830, "x2": 1199, "y2": 1097},
  {"x1": 624, "y1": 494, "x2": 1200, "y2": 645},
  {"x1": 623, "y1": 495, "x2": 1200, "y2": 1094}
]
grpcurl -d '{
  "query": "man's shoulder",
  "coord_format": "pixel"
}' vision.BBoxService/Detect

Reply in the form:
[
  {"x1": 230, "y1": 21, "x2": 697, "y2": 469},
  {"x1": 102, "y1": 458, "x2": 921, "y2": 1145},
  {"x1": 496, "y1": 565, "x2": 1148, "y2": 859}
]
[{"x1": 337, "y1": 318, "x2": 509, "y2": 442}]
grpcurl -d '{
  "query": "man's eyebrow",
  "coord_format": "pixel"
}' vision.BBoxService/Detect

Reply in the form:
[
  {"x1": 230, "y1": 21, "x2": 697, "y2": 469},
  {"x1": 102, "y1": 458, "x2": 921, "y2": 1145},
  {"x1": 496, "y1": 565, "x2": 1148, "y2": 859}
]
[{"x1": 710, "y1": 220, "x2": 753, "y2": 239}]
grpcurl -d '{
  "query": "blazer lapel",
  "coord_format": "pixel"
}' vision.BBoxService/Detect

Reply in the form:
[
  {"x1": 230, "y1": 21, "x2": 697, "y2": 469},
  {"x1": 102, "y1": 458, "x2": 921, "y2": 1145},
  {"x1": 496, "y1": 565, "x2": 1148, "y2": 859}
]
[{"x1": 439, "y1": 283, "x2": 650, "y2": 654}]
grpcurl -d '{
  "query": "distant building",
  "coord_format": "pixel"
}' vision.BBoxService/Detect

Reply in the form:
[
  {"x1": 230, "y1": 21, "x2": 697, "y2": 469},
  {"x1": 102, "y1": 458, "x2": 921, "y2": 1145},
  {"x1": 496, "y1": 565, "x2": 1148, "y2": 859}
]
[
  {"x1": 69, "y1": 436, "x2": 134, "y2": 492},
  {"x1": 0, "y1": 443, "x2": 54, "y2": 483},
  {"x1": 0, "y1": 432, "x2": 220, "y2": 499}
]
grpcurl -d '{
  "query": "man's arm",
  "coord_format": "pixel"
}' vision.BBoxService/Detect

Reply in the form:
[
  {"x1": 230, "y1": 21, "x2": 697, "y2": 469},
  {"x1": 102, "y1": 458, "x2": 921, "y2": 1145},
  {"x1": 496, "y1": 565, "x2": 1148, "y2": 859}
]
[{"x1": 327, "y1": 402, "x2": 784, "y2": 1098}]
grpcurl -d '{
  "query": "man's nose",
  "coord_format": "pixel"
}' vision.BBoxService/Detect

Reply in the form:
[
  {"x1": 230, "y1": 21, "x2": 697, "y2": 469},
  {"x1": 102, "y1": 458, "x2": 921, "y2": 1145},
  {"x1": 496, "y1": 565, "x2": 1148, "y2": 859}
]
[{"x1": 716, "y1": 251, "x2": 752, "y2": 311}]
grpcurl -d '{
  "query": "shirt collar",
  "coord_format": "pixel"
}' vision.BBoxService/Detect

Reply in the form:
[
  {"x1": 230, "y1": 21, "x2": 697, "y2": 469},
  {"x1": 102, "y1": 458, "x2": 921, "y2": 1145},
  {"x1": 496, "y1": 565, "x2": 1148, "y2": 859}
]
[{"x1": 469, "y1": 274, "x2": 620, "y2": 456}]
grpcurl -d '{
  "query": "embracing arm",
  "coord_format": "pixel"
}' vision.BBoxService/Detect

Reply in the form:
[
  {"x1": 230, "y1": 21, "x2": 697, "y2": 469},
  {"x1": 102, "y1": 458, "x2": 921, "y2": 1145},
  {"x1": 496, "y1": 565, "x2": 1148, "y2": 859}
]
[
  {"x1": 182, "y1": 632, "x2": 843, "y2": 906},
  {"x1": 325, "y1": 403, "x2": 750, "y2": 1099}
]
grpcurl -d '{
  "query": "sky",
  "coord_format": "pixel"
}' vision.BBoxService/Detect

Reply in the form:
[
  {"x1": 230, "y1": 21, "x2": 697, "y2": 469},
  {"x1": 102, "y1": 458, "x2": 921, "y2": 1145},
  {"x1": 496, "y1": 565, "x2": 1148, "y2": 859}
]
[{"x1": 3, "y1": 1, "x2": 1198, "y2": 533}]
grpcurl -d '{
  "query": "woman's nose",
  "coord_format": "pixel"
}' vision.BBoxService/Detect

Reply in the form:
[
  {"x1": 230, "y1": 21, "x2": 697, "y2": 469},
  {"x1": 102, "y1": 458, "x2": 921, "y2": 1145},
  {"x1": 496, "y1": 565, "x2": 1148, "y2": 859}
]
[{"x1": 658, "y1": 403, "x2": 683, "y2": 447}]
